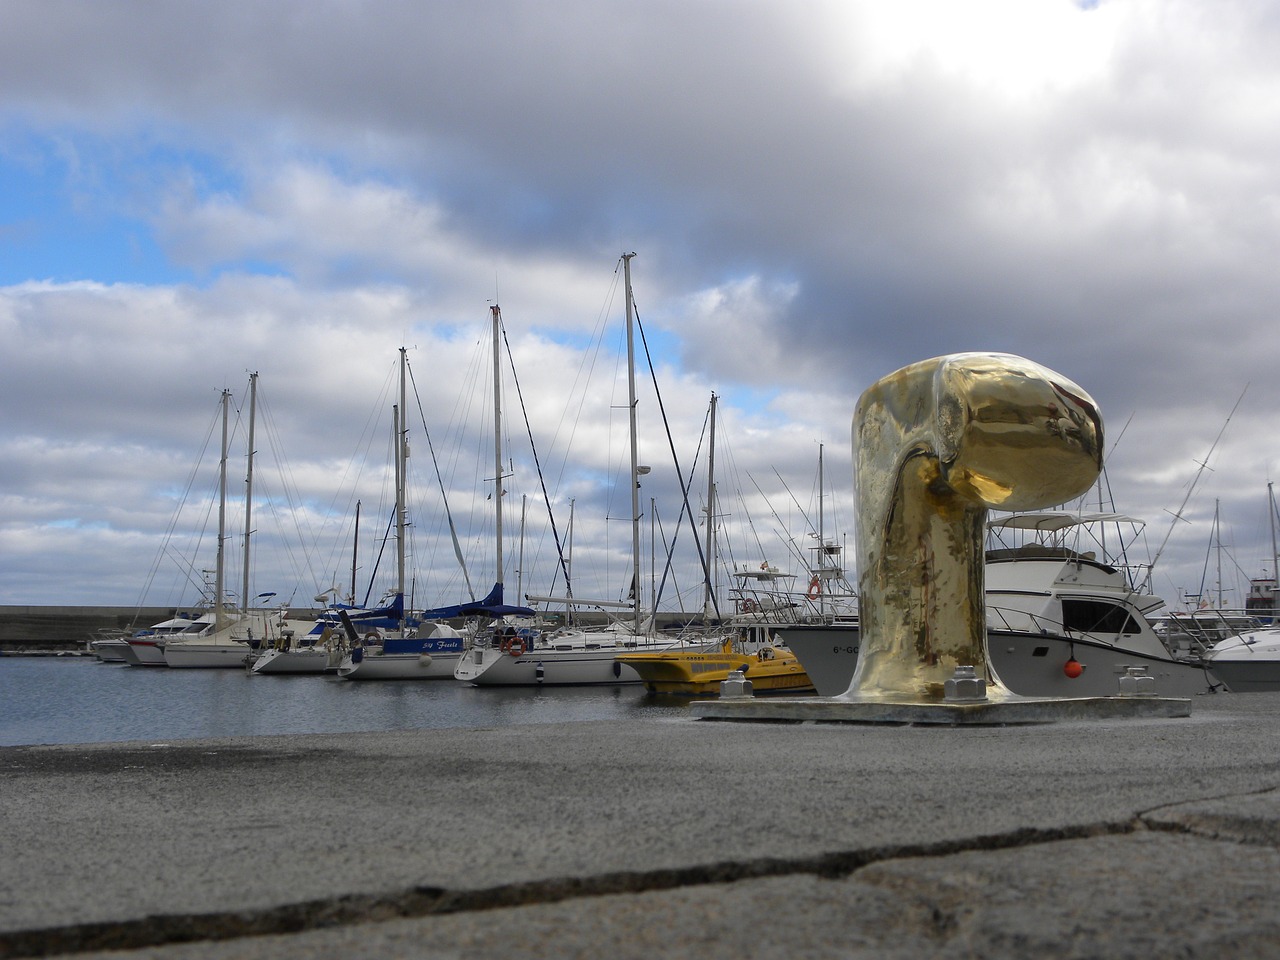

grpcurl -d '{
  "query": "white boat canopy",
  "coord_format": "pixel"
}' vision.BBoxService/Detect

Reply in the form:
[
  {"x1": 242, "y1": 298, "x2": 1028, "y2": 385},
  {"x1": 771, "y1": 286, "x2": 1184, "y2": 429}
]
[{"x1": 988, "y1": 512, "x2": 1145, "y2": 533}]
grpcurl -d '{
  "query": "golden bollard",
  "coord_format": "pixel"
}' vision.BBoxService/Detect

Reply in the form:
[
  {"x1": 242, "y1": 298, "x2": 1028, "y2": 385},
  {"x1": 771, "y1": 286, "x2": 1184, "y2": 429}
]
[
  {"x1": 693, "y1": 352, "x2": 1191, "y2": 722},
  {"x1": 846, "y1": 353, "x2": 1102, "y2": 703}
]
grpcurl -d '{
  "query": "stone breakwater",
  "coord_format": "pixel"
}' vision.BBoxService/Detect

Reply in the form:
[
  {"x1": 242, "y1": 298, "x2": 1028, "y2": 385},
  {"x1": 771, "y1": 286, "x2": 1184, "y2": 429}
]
[
  {"x1": 0, "y1": 606, "x2": 305, "y2": 651},
  {"x1": 0, "y1": 606, "x2": 165, "y2": 650}
]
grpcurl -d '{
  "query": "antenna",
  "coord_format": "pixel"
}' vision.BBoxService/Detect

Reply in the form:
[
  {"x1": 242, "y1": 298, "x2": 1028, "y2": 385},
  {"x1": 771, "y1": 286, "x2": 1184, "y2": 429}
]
[{"x1": 1146, "y1": 385, "x2": 1248, "y2": 587}]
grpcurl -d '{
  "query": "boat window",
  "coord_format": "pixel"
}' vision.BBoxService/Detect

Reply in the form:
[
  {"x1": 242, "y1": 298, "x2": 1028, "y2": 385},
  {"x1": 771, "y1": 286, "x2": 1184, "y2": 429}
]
[{"x1": 1061, "y1": 598, "x2": 1141, "y2": 635}]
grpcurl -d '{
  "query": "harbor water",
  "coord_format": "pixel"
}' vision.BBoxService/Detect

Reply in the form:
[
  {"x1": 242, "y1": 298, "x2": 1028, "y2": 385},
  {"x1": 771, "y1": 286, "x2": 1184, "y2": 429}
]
[{"x1": 0, "y1": 656, "x2": 690, "y2": 747}]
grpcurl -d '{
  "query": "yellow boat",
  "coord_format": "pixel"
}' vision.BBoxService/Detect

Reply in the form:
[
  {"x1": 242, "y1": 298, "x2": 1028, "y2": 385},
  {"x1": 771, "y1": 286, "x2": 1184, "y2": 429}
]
[{"x1": 616, "y1": 635, "x2": 815, "y2": 696}]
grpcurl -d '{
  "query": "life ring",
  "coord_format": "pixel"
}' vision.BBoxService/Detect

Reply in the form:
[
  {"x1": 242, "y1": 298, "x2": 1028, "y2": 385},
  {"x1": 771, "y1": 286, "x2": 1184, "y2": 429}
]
[
  {"x1": 740, "y1": 597, "x2": 758, "y2": 614},
  {"x1": 507, "y1": 637, "x2": 526, "y2": 657},
  {"x1": 807, "y1": 576, "x2": 822, "y2": 599},
  {"x1": 364, "y1": 631, "x2": 380, "y2": 644}
]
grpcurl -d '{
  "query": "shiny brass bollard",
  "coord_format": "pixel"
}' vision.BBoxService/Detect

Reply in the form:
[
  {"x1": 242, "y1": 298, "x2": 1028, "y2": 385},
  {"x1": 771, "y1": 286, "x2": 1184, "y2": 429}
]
[
  {"x1": 692, "y1": 352, "x2": 1191, "y2": 723},
  {"x1": 845, "y1": 353, "x2": 1101, "y2": 703}
]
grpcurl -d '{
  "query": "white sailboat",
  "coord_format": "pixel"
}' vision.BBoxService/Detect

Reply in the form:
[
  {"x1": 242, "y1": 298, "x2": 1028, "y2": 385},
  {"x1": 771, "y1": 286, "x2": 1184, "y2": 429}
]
[
  {"x1": 336, "y1": 337, "x2": 530, "y2": 680},
  {"x1": 251, "y1": 509, "x2": 368, "y2": 676},
  {"x1": 1204, "y1": 482, "x2": 1280, "y2": 691},
  {"x1": 456, "y1": 255, "x2": 702, "y2": 687},
  {"x1": 161, "y1": 385, "x2": 247, "y2": 668},
  {"x1": 165, "y1": 375, "x2": 314, "y2": 668}
]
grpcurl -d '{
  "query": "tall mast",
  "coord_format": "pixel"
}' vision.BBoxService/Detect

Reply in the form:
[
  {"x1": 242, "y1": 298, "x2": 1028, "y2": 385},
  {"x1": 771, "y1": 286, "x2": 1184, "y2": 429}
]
[
  {"x1": 518, "y1": 494, "x2": 527, "y2": 602},
  {"x1": 622, "y1": 252, "x2": 643, "y2": 633},
  {"x1": 215, "y1": 388, "x2": 230, "y2": 631},
  {"x1": 702, "y1": 392, "x2": 718, "y2": 618},
  {"x1": 818, "y1": 442, "x2": 826, "y2": 616},
  {"x1": 350, "y1": 500, "x2": 361, "y2": 604},
  {"x1": 566, "y1": 499, "x2": 575, "y2": 625},
  {"x1": 1270, "y1": 482, "x2": 1278, "y2": 621},
  {"x1": 241, "y1": 372, "x2": 257, "y2": 616},
  {"x1": 491, "y1": 305, "x2": 505, "y2": 594},
  {"x1": 396, "y1": 346, "x2": 408, "y2": 607},
  {"x1": 1215, "y1": 499, "x2": 1223, "y2": 607}
]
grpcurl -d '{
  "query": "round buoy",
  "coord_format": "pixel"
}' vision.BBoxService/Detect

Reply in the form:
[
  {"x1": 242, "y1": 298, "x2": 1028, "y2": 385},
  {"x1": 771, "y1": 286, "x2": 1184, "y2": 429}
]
[{"x1": 1063, "y1": 658, "x2": 1083, "y2": 678}]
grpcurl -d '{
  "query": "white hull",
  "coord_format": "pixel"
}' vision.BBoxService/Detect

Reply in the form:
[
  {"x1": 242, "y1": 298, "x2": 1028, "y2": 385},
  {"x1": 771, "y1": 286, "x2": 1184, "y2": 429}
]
[
  {"x1": 454, "y1": 627, "x2": 711, "y2": 686},
  {"x1": 773, "y1": 624, "x2": 859, "y2": 696},
  {"x1": 92, "y1": 639, "x2": 131, "y2": 662},
  {"x1": 779, "y1": 624, "x2": 1223, "y2": 699},
  {"x1": 164, "y1": 612, "x2": 316, "y2": 669},
  {"x1": 163, "y1": 642, "x2": 254, "y2": 669},
  {"x1": 122, "y1": 640, "x2": 169, "y2": 667},
  {"x1": 337, "y1": 650, "x2": 461, "y2": 680},
  {"x1": 1206, "y1": 630, "x2": 1280, "y2": 692},
  {"x1": 988, "y1": 630, "x2": 1221, "y2": 698},
  {"x1": 251, "y1": 647, "x2": 341, "y2": 675},
  {"x1": 455, "y1": 645, "x2": 642, "y2": 686}
]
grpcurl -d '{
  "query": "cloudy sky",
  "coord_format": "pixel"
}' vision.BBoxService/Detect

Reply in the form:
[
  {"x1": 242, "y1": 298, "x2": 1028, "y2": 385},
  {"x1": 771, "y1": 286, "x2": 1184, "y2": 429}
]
[{"x1": 3, "y1": 0, "x2": 1279, "y2": 617}]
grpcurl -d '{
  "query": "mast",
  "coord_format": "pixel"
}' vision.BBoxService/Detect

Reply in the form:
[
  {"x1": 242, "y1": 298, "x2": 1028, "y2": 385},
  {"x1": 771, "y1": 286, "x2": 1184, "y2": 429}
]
[
  {"x1": 350, "y1": 500, "x2": 361, "y2": 604},
  {"x1": 241, "y1": 372, "x2": 257, "y2": 616},
  {"x1": 215, "y1": 388, "x2": 230, "y2": 631},
  {"x1": 702, "y1": 392, "x2": 718, "y2": 618},
  {"x1": 396, "y1": 346, "x2": 408, "y2": 625},
  {"x1": 622, "y1": 252, "x2": 642, "y2": 633},
  {"x1": 818, "y1": 442, "x2": 826, "y2": 616},
  {"x1": 566, "y1": 498, "x2": 575, "y2": 625},
  {"x1": 518, "y1": 494, "x2": 527, "y2": 602},
  {"x1": 1270, "y1": 482, "x2": 1278, "y2": 621},
  {"x1": 1215, "y1": 499, "x2": 1223, "y2": 607},
  {"x1": 491, "y1": 305, "x2": 505, "y2": 596}
]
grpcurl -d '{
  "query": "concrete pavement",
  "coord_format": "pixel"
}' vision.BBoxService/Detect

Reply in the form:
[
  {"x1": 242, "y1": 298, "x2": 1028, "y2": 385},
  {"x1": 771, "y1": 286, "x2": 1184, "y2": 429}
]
[{"x1": 4, "y1": 691, "x2": 1280, "y2": 958}]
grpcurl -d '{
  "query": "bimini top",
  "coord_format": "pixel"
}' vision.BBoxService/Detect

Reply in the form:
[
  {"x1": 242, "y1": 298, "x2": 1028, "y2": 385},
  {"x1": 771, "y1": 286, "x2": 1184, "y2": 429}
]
[{"x1": 988, "y1": 512, "x2": 1144, "y2": 533}]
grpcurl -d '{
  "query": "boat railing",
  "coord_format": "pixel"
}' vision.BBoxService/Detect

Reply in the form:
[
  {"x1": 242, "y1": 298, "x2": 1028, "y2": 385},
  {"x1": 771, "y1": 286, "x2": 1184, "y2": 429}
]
[
  {"x1": 985, "y1": 604, "x2": 1167, "y2": 657},
  {"x1": 986, "y1": 604, "x2": 1059, "y2": 636},
  {"x1": 1151, "y1": 610, "x2": 1263, "y2": 660}
]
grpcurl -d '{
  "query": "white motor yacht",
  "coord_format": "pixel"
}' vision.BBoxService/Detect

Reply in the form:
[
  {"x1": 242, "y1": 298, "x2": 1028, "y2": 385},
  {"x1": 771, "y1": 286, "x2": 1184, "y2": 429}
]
[
  {"x1": 782, "y1": 512, "x2": 1226, "y2": 698},
  {"x1": 1204, "y1": 628, "x2": 1280, "y2": 692},
  {"x1": 118, "y1": 611, "x2": 220, "y2": 666}
]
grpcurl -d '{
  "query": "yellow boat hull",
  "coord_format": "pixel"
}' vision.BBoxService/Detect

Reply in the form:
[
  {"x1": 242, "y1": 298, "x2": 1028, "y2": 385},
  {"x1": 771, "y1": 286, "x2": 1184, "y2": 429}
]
[{"x1": 616, "y1": 647, "x2": 815, "y2": 696}]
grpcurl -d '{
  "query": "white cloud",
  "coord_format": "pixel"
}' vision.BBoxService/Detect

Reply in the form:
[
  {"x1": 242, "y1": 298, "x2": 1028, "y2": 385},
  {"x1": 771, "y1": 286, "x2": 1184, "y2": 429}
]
[
  {"x1": 818, "y1": 0, "x2": 1117, "y2": 99},
  {"x1": 2, "y1": 0, "x2": 1280, "y2": 610}
]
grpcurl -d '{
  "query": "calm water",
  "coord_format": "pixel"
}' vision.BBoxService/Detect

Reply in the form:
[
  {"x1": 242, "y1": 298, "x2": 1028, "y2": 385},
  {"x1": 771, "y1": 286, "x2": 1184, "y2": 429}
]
[{"x1": 0, "y1": 656, "x2": 691, "y2": 747}]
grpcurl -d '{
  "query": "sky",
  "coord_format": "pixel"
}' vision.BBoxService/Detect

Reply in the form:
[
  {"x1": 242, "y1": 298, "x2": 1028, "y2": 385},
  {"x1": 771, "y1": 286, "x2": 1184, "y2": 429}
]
[{"x1": 3, "y1": 0, "x2": 1280, "y2": 616}]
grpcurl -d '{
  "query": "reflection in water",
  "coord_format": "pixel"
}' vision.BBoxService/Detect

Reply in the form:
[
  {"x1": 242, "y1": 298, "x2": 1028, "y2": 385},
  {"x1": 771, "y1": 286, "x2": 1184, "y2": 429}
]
[{"x1": 0, "y1": 658, "x2": 692, "y2": 746}]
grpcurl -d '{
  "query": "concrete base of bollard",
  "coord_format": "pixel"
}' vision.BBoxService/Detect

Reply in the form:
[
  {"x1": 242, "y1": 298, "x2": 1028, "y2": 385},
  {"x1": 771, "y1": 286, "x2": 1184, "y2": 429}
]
[{"x1": 689, "y1": 695, "x2": 1192, "y2": 725}]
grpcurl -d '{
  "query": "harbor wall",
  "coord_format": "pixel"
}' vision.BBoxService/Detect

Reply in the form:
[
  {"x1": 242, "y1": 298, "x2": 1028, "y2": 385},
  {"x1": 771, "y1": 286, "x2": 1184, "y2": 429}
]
[
  {"x1": 0, "y1": 606, "x2": 325, "y2": 651},
  {"x1": 0, "y1": 606, "x2": 171, "y2": 649}
]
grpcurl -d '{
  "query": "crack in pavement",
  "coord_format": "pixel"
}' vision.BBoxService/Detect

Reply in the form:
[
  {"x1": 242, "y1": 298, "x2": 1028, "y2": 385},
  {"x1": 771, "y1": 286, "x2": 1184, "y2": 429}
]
[{"x1": 0, "y1": 820, "x2": 1139, "y2": 958}]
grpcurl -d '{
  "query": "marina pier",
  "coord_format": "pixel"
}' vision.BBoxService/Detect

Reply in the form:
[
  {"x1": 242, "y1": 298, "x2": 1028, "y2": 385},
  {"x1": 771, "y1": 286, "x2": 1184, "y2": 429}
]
[{"x1": 3, "y1": 692, "x2": 1280, "y2": 958}]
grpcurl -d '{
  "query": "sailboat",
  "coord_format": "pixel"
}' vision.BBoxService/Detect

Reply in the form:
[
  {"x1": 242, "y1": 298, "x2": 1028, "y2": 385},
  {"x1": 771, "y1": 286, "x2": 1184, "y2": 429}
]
[
  {"x1": 161, "y1": 385, "x2": 248, "y2": 668},
  {"x1": 1205, "y1": 482, "x2": 1280, "y2": 691},
  {"x1": 337, "y1": 335, "x2": 532, "y2": 680},
  {"x1": 165, "y1": 376, "x2": 315, "y2": 668},
  {"x1": 120, "y1": 399, "x2": 242, "y2": 668},
  {"x1": 456, "y1": 255, "x2": 710, "y2": 687},
  {"x1": 617, "y1": 393, "x2": 816, "y2": 695},
  {"x1": 251, "y1": 508, "x2": 378, "y2": 675}
]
